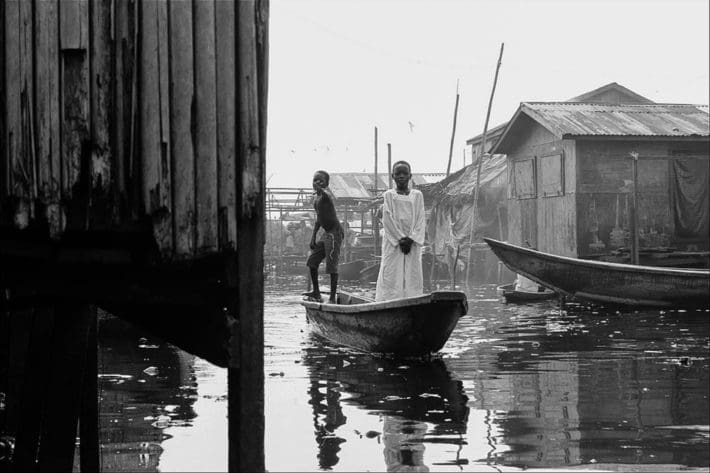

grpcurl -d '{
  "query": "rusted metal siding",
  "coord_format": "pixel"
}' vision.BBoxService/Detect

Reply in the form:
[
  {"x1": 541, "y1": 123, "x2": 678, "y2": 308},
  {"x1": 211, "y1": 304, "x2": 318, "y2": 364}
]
[{"x1": 522, "y1": 103, "x2": 709, "y2": 138}]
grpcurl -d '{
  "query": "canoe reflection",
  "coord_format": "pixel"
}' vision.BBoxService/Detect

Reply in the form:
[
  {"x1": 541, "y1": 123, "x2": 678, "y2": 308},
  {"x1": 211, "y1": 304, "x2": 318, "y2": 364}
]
[{"x1": 303, "y1": 343, "x2": 469, "y2": 470}]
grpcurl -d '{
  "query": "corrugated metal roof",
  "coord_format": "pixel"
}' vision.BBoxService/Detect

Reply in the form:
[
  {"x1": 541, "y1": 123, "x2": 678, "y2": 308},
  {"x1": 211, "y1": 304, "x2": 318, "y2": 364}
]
[
  {"x1": 328, "y1": 172, "x2": 446, "y2": 200},
  {"x1": 521, "y1": 102, "x2": 709, "y2": 138},
  {"x1": 424, "y1": 154, "x2": 507, "y2": 206}
]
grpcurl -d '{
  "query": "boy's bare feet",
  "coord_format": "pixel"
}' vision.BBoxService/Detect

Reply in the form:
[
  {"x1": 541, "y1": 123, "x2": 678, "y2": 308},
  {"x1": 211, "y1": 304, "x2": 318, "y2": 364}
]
[{"x1": 302, "y1": 291, "x2": 322, "y2": 302}]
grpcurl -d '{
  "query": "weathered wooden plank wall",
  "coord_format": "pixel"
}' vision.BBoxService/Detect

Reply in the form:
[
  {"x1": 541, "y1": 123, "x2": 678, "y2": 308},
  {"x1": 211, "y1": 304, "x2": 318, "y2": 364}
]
[{"x1": 1, "y1": 0, "x2": 266, "y2": 260}]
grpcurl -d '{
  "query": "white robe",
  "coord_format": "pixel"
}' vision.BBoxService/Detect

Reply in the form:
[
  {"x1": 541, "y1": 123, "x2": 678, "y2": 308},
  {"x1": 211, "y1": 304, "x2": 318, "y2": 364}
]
[{"x1": 375, "y1": 189, "x2": 426, "y2": 301}]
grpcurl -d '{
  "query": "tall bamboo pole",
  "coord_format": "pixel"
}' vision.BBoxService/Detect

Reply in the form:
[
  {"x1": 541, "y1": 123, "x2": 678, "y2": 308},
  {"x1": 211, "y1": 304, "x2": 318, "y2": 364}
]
[
  {"x1": 387, "y1": 143, "x2": 392, "y2": 188},
  {"x1": 445, "y1": 80, "x2": 460, "y2": 177},
  {"x1": 465, "y1": 43, "x2": 504, "y2": 286}
]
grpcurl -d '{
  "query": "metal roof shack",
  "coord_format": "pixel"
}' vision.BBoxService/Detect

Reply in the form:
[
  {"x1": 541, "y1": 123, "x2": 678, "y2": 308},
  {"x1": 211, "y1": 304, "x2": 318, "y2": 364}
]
[
  {"x1": 495, "y1": 103, "x2": 709, "y2": 144},
  {"x1": 328, "y1": 172, "x2": 445, "y2": 202},
  {"x1": 491, "y1": 100, "x2": 710, "y2": 262}
]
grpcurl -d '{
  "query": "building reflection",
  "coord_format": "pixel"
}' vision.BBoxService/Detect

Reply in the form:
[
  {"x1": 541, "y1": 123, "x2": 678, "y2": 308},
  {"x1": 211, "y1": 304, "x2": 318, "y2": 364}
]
[
  {"x1": 454, "y1": 300, "x2": 710, "y2": 469},
  {"x1": 302, "y1": 343, "x2": 469, "y2": 471},
  {"x1": 98, "y1": 312, "x2": 198, "y2": 472}
]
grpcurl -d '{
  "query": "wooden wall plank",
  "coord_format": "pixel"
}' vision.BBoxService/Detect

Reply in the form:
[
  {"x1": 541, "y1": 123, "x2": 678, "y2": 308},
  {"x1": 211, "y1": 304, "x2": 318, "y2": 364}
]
[
  {"x1": 155, "y1": 0, "x2": 172, "y2": 252},
  {"x1": 193, "y1": 0, "x2": 218, "y2": 253},
  {"x1": 59, "y1": 0, "x2": 88, "y2": 50},
  {"x1": 139, "y1": 0, "x2": 160, "y2": 215},
  {"x1": 35, "y1": 0, "x2": 62, "y2": 236},
  {"x1": 90, "y1": 0, "x2": 114, "y2": 224},
  {"x1": 4, "y1": 1, "x2": 20, "y2": 202},
  {"x1": 215, "y1": 0, "x2": 237, "y2": 250},
  {"x1": 168, "y1": 0, "x2": 196, "y2": 257},
  {"x1": 231, "y1": 1, "x2": 266, "y2": 471},
  {"x1": 59, "y1": 0, "x2": 89, "y2": 206}
]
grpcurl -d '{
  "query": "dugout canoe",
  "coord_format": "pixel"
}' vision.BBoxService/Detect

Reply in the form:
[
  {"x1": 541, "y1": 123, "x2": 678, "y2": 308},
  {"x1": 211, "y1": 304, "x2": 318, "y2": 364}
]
[
  {"x1": 496, "y1": 282, "x2": 557, "y2": 303},
  {"x1": 484, "y1": 238, "x2": 710, "y2": 308},
  {"x1": 300, "y1": 291, "x2": 468, "y2": 356}
]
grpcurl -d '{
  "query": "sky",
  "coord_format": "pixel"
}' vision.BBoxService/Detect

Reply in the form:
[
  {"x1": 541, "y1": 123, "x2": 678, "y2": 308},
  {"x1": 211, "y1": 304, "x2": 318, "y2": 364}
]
[{"x1": 265, "y1": 0, "x2": 710, "y2": 188}]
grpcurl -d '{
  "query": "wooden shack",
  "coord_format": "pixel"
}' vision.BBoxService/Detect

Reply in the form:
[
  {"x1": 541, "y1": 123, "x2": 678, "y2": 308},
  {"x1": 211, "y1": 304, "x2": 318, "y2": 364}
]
[
  {"x1": 491, "y1": 102, "x2": 709, "y2": 265},
  {"x1": 1, "y1": 1, "x2": 268, "y2": 471}
]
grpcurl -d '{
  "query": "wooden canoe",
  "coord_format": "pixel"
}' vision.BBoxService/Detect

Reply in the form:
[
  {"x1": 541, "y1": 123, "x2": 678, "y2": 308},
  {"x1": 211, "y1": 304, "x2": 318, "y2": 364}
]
[
  {"x1": 484, "y1": 238, "x2": 710, "y2": 308},
  {"x1": 496, "y1": 282, "x2": 557, "y2": 303},
  {"x1": 301, "y1": 291, "x2": 468, "y2": 356}
]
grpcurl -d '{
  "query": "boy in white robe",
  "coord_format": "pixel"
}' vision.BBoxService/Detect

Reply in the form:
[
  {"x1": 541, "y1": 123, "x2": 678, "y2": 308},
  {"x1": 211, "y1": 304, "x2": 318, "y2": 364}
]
[{"x1": 375, "y1": 161, "x2": 426, "y2": 301}]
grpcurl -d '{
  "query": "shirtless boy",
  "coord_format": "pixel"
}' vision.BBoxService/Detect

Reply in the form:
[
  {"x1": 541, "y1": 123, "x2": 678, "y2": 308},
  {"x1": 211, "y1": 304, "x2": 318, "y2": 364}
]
[{"x1": 303, "y1": 170, "x2": 343, "y2": 303}]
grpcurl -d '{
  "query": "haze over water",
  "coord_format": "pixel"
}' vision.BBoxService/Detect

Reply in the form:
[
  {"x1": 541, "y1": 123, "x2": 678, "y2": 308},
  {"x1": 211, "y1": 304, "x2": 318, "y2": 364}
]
[{"x1": 95, "y1": 275, "x2": 709, "y2": 472}]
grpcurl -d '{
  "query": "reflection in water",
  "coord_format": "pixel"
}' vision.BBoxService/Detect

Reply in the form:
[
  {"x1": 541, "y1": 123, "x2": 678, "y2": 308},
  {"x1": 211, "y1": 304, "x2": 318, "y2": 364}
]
[
  {"x1": 447, "y1": 293, "x2": 710, "y2": 469},
  {"x1": 98, "y1": 312, "x2": 198, "y2": 472},
  {"x1": 302, "y1": 343, "x2": 469, "y2": 471},
  {"x1": 93, "y1": 277, "x2": 708, "y2": 472}
]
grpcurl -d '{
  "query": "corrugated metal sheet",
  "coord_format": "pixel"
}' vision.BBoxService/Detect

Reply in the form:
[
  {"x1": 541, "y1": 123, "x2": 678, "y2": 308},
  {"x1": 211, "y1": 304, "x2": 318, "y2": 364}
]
[
  {"x1": 424, "y1": 154, "x2": 507, "y2": 205},
  {"x1": 522, "y1": 103, "x2": 709, "y2": 138},
  {"x1": 328, "y1": 173, "x2": 446, "y2": 200}
]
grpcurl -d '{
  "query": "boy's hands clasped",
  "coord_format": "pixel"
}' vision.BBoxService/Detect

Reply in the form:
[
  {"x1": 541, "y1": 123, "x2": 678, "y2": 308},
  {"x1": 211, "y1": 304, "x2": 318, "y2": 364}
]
[{"x1": 398, "y1": 236, "x2": 413, "y2": 254}]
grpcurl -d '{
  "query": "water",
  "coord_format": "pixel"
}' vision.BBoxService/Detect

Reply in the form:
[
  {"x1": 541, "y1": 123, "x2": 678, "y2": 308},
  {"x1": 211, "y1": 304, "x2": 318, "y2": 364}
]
[{"x1": 95, "y1": 276, "x2": 710, "y2": 472}]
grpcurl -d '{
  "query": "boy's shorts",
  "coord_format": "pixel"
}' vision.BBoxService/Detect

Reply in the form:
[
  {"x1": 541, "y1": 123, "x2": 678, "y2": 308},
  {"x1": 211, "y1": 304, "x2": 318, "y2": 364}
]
[{"x1": 306, "y1": 225, "x2": 344, "y2": 274}]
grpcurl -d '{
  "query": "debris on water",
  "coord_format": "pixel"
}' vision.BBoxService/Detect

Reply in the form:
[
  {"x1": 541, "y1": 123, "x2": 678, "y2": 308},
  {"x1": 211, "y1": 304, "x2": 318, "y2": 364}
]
[
  {"x1": 99, "y1": 374, "x2": 133, "y2": 381},
  {"x1": 418, "y1": 393, "x2": 441, "y2": 399},
  {"x1": 268, "y1": 372, "x2": 285, "y2": 377},
  {"x1": 138, "y1": 337, "x2": 148, "y2": 344},
  {"x1": 143, "y1": 366, "x2": 159, "y2": 376},
  {"x1": 164, "y1": 405, "x2": 179, "y2": 413},
  {"x1": 397, "y1": 365, "x2": 409, "y2": 370},
  {"x1": 365, "y1": 430, "x2": 380, "y2": 438},
  {"x1": 342, "y1": 360, "x2": 351, "y2": 367},
  {"x1": 138, "y1": 379, "x2": 146, "y2": 383},
  {"x1": 376, "y1": 368, "x2": 384, "y2": 372},
  {"x1": 151, "y1": 415, "x2": 172, "y2": 429},
  {"x1": 138, "y1": 344, "x2": 159, "y2": 349}
]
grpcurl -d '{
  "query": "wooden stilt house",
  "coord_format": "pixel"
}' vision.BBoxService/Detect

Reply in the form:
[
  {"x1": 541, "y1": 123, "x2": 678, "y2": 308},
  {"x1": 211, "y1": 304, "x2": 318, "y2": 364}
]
[{"x1": 1, "y1": 1, "x2": 269, "y2": 471}]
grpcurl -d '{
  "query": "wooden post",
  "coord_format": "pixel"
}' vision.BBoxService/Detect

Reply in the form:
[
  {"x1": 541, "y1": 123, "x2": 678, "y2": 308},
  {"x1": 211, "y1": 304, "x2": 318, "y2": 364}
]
[
  {"x1": 79, "y1": 306, "x2": 99, "y2": 473},
  {"x1": 373, "y1": 127, "x2": 379, "y2": 257},
  {"x1": 387, "y1": 143, "x2": 392, "y2": 189},
  {"x1": 38, "y1": 303, "x2": 92, "y2": 472},
  {"x1": 445, "y1": 80, "x2": 460, "y2": 177},
  {"x1": 231, "y1": 1, "x2": 266, "y2": 471},
  {"x1": 466, "y1": 43, "x2": 504, "y2": 286},
  {"x1": 630, "y1": 152, "x2": 639, "y2": 265},
  {"x1": 344, "y1": 203, "x2": 350, "y2": 262}
]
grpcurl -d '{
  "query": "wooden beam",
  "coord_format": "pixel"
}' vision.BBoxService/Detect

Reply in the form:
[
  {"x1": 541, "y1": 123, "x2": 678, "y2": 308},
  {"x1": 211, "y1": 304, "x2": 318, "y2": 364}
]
[{"x1": 232, "y1": 0, "x2": 266, "y2": 471}]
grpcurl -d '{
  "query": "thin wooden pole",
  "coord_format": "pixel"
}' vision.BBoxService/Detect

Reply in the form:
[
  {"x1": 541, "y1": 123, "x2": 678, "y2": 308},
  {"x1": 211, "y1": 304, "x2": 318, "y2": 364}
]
[
  {"x1": 445, "y1": 80, "x2": 460, "y2": 177},
  {"x1": 630, "y1": 152, "x2": 639, "y2": 265},
  {"x1": 465, "y1": 43, "x2": 504, "y2": 286},
  {"x1": 373, "y1": 126, "x2": 379, "y2": 257},
  {"x1": 387, "y1": 143, "x2": 392, "y2": 188}
]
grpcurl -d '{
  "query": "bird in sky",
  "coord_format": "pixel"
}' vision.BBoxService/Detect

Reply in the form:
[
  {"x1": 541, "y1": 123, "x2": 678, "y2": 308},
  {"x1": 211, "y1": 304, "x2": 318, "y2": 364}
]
[{"x1": 408, "y1": 121, "x2": 415, "y2": 133}]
